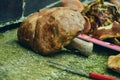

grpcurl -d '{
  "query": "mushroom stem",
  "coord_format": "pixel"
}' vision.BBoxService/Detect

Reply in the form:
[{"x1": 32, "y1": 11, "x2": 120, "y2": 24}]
[{"x1": 70, "y1": 38, "x2": 93, "y2": 56}]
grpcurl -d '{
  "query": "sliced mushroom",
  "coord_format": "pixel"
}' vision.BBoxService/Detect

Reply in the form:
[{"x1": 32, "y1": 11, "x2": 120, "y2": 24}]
[
  {"x1": 92, "y1": 22, "x2": 120, "y2": 45},
  {"x1": 108, "y1": 54, "x2": 120, "y2": 73}
]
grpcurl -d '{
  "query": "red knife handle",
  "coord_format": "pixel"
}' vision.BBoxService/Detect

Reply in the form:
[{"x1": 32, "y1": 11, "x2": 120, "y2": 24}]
[{"x1": 89, "y1": 72, "x2": 118, "y2": 80}]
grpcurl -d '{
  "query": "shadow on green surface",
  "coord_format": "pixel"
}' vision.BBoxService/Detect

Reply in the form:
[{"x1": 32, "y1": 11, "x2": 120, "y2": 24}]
[
  {"x1": 93, "y1": 44, "x2": 119, "y2": 55},
  {"x1": 0, "y1": 23, "x2": 21, "y2": 33},
  {"x1": 0, "y1": 64, "x2": 8, "y2": 80},
  {"x1": 107, "y1": 68, "x2": 120, "y2": 78}
]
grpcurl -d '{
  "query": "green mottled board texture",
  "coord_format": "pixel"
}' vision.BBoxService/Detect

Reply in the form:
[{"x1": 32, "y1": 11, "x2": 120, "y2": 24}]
[{"x1": 0, "y1": 23, "x2": 120, "y2": 80}]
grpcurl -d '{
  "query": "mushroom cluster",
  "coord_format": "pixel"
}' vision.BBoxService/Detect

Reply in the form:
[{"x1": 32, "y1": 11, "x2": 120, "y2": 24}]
[
  {"x1": 81, "y1": 0, "x2": 120, "y2": 73},
  {"x1": 82, "y1": 0, "x2": 120, "y2": 45}
]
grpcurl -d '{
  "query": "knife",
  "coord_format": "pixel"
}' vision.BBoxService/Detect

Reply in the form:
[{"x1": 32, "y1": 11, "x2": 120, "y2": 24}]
[{"x1": 48, "y1": 61, "x2": 118, "y2": 80}]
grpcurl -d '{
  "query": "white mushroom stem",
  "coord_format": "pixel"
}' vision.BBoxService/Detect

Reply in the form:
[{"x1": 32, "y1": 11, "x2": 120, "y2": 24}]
[{"x1": 70, "y1": 38, "x2": 93, "y2": 56}]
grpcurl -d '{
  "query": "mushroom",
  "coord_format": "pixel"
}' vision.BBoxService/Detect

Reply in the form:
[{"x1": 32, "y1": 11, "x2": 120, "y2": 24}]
[
  {"x1": 17, "y1": 7, "x2": 92, "y2": 55},
  {"x1": 108, "y1": 54, "x2": 120, "y2": 73},
  {"x1": 110, "y1": 0, "x2": 120, "y2": 9},
  {"x1": 18, "y1": 0, "x2": 93, "y2": 56},
  {"x1": 92, "y1": 21, "x2": 120, "y2": 45}
]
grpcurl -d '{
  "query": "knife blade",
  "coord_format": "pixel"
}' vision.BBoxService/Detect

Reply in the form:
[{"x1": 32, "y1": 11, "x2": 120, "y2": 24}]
[{"x1": 48, "y1": 61, "x2": 118, "y2": 80}]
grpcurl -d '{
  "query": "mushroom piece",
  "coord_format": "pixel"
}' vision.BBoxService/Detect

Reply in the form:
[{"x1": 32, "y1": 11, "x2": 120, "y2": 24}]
[
  {"x1": 108, "y1": 54, "x2": 120, "y2": 73},
  {"x1": 92, "y1": 21, "x2": 120, "y2": 45},
  {"x1": 110, "y1": 0, "x2": 120, "y2": 9}
]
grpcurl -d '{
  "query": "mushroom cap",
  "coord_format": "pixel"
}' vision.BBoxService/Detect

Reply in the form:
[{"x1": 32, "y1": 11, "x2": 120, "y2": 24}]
[{"x1": 18, "y1": 7, "x2": 85, "y2": 55}]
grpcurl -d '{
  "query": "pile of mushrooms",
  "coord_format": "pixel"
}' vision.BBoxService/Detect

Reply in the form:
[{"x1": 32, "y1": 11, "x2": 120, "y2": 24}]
[{"x1": 82, "y1": 0, "x2": 120, "y2": 45}]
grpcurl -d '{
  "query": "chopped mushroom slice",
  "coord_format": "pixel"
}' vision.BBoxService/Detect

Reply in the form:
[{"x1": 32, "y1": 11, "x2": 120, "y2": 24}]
[{"x1": 108, "y1": 54, "x2": 120, "y2": 73}]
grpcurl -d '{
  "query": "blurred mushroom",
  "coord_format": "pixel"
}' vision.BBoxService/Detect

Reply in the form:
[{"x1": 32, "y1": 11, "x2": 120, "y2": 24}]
[
  {"x1": 83, "y1": 0, "x2": 120, "y2": 34},
  {"x1": 82, "y1": 0, "x2": 120, "y2": 46},
  {"x1": 92, "y1": 21, "x2": 120, "y2": 45},
  {"x1": 110, "y1": 0, "x2": 120, "y2": 9},
  {"x1": 108, "y1": 54, "x2": 120, "y2": 73}
]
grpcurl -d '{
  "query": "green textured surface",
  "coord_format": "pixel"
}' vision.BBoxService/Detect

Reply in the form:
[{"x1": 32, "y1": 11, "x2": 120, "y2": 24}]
[{"x1": 0, "y1": 24, "x2": 120, "y2": 80}]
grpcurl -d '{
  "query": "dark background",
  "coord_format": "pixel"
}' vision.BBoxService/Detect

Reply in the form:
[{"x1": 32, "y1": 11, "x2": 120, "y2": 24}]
[
  {"x1": 0, "y1": 0, "x2": 61, "y2": 27},
  {"x1": 0, "y1": 0, "x2": 110, "y2": 27}
]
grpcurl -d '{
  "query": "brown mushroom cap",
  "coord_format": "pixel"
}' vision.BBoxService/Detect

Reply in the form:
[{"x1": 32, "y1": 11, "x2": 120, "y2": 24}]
[
  {"x1": 18, "y1": 7, "x2": 85, "y2": 55},
  {"x1": 18, "y1": 8, "x2": 58, "y2": 48}
]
